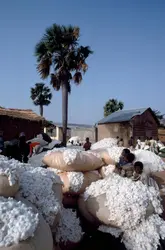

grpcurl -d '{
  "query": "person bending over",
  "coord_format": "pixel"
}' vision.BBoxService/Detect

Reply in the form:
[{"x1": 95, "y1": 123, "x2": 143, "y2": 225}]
[
  {"x1": 116, "y1": 148, "x2": 130, "y2": 169},
  {"x1": 120, "y1": 153, "x2": 135, "y2": 178}
]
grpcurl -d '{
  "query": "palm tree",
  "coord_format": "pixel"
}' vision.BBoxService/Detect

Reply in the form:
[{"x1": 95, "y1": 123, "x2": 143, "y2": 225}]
[
  {"x1": 104, "y1": 99, "x2": 124, "y2": 117},
  {"x1": 30, "y1": 83, "x2": 52, "y2": 116},
  {"x1": 35, "y1": 24, "x2": 93, "y2": 146}
]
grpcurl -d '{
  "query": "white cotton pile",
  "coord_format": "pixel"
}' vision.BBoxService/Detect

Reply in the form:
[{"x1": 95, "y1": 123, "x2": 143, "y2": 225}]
[
  {"x1": 84, "y1": 173, "x2": 162, "y2": 230},
  {"x1": 18, "y1": 167, "x2": 62, "y2": 226},
  {"x1": 134, "y1": 150, "x2": 165, "y2": 173},
  {"x1": 45, "y1": 147, "x2": 67, "y2": 156},
  {"x1": 55, "y1": 207, "x2": 83, "y2": 244},
  {"x1": 122, "y1": 214, "x2": 165, "y2": 250},
  {"x1": 0, "y1": 164, "x2": 18, "y2": 186},
  {"x1": 0, "y1": 155, "x2": 31, "y2": 175},
  {"x1": 63, "y1": 149, "x2": 80, "y2": 165},
  {"x1": 50, "y1": 168, "x2": 63, "y2": 174},
  {"x1": 0, "y1": 197, "x2": 39, "y2": 247},
  {"x1": 101, "y1": 165, "x2": 116, "y2": 177},
  {"x1": 28, "y1": 151, "x2": 47, "y2": 168},
  {"x1": 107, "y1": 146, "x2": 124, "y2": 162},
  {"x1": 67, "y1": 172, "x2": 84, "y2": 192},
  {"x1": 98, "y1": 225, "x2": 122, "y2": 238},
  {"x1": 91, "y1": 138, "x2": 117, "y2": 150}
]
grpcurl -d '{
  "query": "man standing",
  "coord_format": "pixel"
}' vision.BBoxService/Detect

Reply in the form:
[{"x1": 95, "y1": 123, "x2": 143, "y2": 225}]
[
  {"x1": 83, "y1": 137, "x2": 91, "y2": 151},
  {"x1": 128, "y1": 137, "x2": 134, "y2": 150}
]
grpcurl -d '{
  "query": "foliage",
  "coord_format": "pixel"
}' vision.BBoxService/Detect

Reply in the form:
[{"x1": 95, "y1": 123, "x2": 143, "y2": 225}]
[
  {"x1": 35, "y1": 24, "x2": 93, "y2": 144},
  {"x1": 35, "y1": 24, "x2": 93, "y2": 92},
  {"x1": 30, "y1": 83, "x2": 52, "y2": 116},
  {"x1": 104, "y1": 98, "x2": 124, "y2": 117},
  {"x1": 31, "y1": 83, "x2": 52, "y2": 106}
]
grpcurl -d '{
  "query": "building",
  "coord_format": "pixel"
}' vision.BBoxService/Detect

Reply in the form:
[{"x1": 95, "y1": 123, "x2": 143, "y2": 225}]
[
  {"x1": 158, "y1": 128, "x2": 165, "y2": 144},
  {"x1": 97, "y1": 108, "x2": 159, "y2": 146},
  {"x1": 0, "y1": 107, "x2": 45, "y2": 141},
  {"x1": 45, "y1": 122, "x2": 95, "y2": 143}
]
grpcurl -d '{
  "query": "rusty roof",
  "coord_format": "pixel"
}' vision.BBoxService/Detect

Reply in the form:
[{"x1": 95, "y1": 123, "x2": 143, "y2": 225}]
[{"x1": 0, "y1": 107, "x2": 44, "y2": 121}]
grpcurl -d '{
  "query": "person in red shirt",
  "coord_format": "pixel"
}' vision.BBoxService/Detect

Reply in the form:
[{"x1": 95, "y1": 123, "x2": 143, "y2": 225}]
[{"x1": 83, "y1": 137, "x2": 91, "y2": 151}]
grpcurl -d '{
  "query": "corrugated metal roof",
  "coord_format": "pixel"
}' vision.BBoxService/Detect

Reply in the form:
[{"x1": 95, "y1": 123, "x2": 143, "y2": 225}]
[
  {"x1": 54, "y1": 122, "x2": 94, "y2": 129},
  {"x1": 98, "y1": 108, "x2": 148, "y2": 124}
]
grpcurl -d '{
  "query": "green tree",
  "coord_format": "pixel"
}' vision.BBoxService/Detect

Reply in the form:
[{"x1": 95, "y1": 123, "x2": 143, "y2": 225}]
[
  {"x1": 104, "y1": 99, "x2": 124, "y2": 117},
  {"x1": 30, "y1": 83, "x2": 52, "y2": 116},
  {"x1": 35, "y1": 24, "x2": 93, "y2": 145}
]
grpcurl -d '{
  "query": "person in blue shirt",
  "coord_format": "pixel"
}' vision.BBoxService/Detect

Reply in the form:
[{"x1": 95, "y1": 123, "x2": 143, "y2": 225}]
[{"x1": 116, "y1": 148, "x2": 131, "y2": 168}]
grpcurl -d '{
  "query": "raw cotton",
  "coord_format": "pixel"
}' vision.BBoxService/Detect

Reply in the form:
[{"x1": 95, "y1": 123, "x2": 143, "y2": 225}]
[
  {"x1": 67, "y1": 172, "x2": 84, "y2": 192},
  {"x1": 100, "y1": 165, "x2": 116, "y2": 177},
  {"x1": 91, "y1": 138, "x2": 117, "y2": 150},
  {"x1": 0, "y1": 197, "x2": 39, "y2": 247},
  {"x1": 0, "y1": 164, "x2": 18, "y2": 186},
  {"x1": 18, "y1": 167, "x2": 62, "y2": 226},
  {"x1": 63, "y1": 149, "x2": 80, "y2": 165},
  {"x1": 98, "y1": 225, "x2": 122, "y2": 238},
  {"x1": 107, "y1": 146, "x2": 124, "y2": 162},
  {"x1": 45, "y1": 147, "x2": 67, "y2": 157},
  {"x1": 84, "y1": 173, "x2": 162, "y2": 230},
  {"x1": 134, "y1": 150, "x2": 165, "y2": 173},
  {"x1": 55, "y1": 207, "x2": 83, "y2": 244},
  {"x1": 122, "y1": 214, "x2": 165, "y2": 250}
]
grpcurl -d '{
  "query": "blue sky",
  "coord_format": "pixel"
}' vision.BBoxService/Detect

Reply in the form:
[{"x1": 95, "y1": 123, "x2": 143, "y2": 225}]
[{"x1": 0, "y1": 0, "x2": 165, "y2": 125}]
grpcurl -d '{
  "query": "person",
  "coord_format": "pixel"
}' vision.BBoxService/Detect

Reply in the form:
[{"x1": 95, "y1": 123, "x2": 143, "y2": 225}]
[
  {"x1": 116, "y1": 136, "x2": 120, "y2": 146},
  {"x1": 132, "y1": 161, "x2": 159, "y2": 190},
  {"x1": 145, "y1": 137, "x2": 150, "y2": 146},
  {"x1": 150, "y1": 137, "x2": 155, "y2": 152},
  {"x1": 118, "y1": 138, "x2": 124, "y2": 147},
  {"x1": 128, "y1": 137, "x2": 134, "y2": 150},
  {"x1": 83, "y1": 137, "x2": 91, "y2": 151},
  {"x1": 0, "y1": 131, "x2": 4, "y2": 153},
  {"x1": 120, "y1": 153, "x2": 135, "y2": 178},
  {"x1": 116, "y1": 148, "x2": 131, "y2": 169},
  {"x1": 19, "y1": 132, "x2": 30, "y2": 163},
  {"x1": 5, "y1": 134, "x2": 21, "y2": 161},
  {"x1": 137, "y1": 137, "x2": 141, "y2": 149}
]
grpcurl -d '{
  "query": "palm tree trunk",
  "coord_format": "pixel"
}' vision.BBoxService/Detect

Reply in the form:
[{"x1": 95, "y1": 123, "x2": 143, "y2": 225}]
[
  {"x1": 40, "y1": 105, "x2": 43, "y2": 116},
  {"x1": 62, "y1": 82, "x2": 68, "y2": 146}
]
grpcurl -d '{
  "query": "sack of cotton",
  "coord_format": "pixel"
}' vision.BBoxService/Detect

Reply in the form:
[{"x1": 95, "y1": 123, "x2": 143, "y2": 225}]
[
  {"x1": 43, "y1": 149, "x2": 103, "y2": 172},
  {"x1": 81, "y1": 173, "x2": 165, "y2": 249},
  {"x1": 54, "y1": 207, "x2": 83, "y2": 250},
  {"x1": 17, "y1": 166, "x2": 63, "y2": 232},
  {"x1": 0, "y1": 197, "x2": 53, "y2": 250},
  {"x1": 134, "y1": 150, "x2": 165, "y2": 174},
  {"x1": 58, "y1": 171, "x2": 101, "y2": 195},
  {"x1": 91, "y1": 138, "x2": 118, "y2": 150},
  {"x1": 91, "y1": 146, "x2": 124, "y2": 166}
]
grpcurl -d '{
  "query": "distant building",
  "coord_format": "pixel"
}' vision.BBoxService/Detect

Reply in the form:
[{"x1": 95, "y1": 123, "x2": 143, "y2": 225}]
[
  {"x1": 96, "y1": 108, "x2": 159, "y2": 146},
  {"x1": 0, "y1": 107, "x2": 44, "y2": 141},
  {"x1": 45, "y1": 122, "x2": 95, "y2": 143}
]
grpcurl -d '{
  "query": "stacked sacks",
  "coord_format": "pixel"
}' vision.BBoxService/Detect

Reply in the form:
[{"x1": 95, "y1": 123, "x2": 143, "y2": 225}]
[
  {"x1": 79, "y1": 173, "x2": 165, "y2": 250},
  {"x1": 43, "y1": 148, "x2": 104, "y2": 172},
  {"x1": 43, "y1": 149, "x2": 103, "y2": 206}
]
